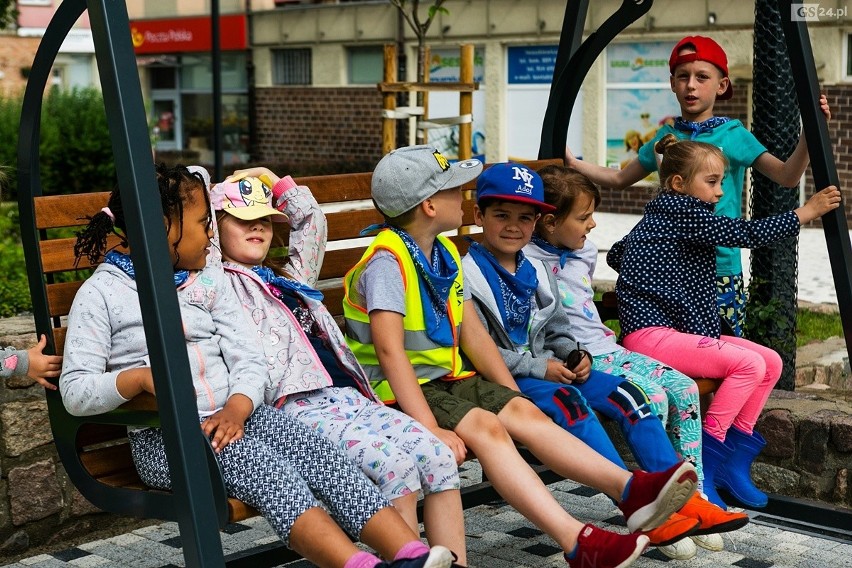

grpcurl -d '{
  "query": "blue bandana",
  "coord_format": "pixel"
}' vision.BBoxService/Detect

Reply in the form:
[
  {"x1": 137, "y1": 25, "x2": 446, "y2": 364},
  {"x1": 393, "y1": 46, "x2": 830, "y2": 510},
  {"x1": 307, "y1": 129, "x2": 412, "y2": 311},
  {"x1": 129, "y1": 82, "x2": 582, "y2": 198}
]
[
  {"x1": 390, "y1": 227, "x2": 457, "y2": 346},
  {"x1": 103, "y1": 251, "x2": 189, "y2": 287},
  {"x1": 530, "y1": 234, "x2": 580, "y2": 269},
  {"x1": 466, "y1": 240, "x2": 537, "y2": 347},
  {"x1": 673, "y1": 116, "x2": 731, "y2": 140},
  {"x1": 251, "y1": 265, "x2": 324, "y2": 302}
]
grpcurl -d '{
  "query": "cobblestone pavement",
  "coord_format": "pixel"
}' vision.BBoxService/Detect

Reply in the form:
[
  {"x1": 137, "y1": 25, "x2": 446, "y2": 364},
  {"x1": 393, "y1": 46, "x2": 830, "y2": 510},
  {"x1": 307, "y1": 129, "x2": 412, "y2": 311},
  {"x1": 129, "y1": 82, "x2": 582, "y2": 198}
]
[{"x1": 4, "y1": 471, "x2": 851, "y2": 568}]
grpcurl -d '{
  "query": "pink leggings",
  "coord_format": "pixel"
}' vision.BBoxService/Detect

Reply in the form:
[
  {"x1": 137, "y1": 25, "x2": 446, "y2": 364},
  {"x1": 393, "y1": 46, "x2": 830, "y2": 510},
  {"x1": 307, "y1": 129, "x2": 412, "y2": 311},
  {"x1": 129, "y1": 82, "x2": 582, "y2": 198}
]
[{"x1": 623, "y1": 326, "x2": 781, "y2": 441}]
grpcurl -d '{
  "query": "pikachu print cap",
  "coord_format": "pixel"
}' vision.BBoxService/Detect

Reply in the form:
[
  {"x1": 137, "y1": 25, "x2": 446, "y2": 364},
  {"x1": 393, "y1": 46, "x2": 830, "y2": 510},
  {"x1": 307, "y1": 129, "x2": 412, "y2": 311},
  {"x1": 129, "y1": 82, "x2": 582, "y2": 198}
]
[
  {"x1": 371, "y1": 144, "x2": 483, "y2": 218},
  {"x1": 210, "y1": 176, "x2": 289, "y2": 222}
]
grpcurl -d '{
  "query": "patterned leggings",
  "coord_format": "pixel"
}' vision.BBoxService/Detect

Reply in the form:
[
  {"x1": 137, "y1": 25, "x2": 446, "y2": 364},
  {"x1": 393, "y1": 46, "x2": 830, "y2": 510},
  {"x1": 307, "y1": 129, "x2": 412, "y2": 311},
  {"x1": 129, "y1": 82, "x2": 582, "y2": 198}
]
[
  {"x1": 280, "y1": 387, "x2": 460, "y2": 499},
  {"x1": 593, "y1": 347, "x2": 703, "y2": 484},
  {"x1": 128, "y1": 405, "x2": 389, "y2": 546}
]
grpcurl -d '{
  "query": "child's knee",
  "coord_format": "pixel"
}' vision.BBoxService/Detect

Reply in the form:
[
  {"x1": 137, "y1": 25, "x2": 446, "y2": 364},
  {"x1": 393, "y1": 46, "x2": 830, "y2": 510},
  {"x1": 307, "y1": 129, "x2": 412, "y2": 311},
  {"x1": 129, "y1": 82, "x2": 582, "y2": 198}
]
[{"x1": 461, "y1": 407, "x2": 511, "y2": 442}]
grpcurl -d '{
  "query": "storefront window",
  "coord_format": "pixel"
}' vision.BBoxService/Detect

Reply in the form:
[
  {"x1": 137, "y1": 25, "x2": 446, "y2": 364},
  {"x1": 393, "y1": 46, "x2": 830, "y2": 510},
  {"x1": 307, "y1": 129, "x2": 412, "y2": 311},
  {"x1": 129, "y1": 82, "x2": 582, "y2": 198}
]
[
  {"x1": 183, "y1": 93, "x2": 249, "y2": 164},
  {"x1": 181, "y1": 53, "x2": 247, "y2": 90}
]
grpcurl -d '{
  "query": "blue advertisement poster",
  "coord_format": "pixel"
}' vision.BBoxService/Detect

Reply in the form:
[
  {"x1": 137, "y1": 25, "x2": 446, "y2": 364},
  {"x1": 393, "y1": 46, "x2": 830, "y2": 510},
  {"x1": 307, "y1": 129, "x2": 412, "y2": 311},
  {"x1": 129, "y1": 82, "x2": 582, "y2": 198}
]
[{"x1": 507, "y1": 45, "x2": 558, "y2": 84}]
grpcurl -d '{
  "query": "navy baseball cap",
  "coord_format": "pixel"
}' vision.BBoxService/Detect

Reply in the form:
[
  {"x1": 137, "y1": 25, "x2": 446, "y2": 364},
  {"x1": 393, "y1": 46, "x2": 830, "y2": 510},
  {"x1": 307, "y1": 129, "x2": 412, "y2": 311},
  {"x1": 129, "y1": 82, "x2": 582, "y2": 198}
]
[{"x1": 476, "y1": 162, "x2": 556, "y2": 213}]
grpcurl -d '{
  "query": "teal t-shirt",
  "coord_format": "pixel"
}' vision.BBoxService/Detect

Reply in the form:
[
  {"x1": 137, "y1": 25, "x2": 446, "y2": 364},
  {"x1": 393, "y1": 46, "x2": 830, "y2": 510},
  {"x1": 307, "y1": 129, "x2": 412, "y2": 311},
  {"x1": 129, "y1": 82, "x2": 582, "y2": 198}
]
[{"x1": 637, "y1": 120, "x2": 767, "y2": 276}]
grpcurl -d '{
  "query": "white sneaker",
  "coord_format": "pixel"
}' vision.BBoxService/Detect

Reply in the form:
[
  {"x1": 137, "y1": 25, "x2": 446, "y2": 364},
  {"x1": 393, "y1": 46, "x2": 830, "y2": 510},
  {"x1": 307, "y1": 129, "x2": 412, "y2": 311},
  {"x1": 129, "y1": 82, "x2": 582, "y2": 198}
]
[
  {"x1": 657, "y1": 537, "x2": 697, "y2": 560},
  {"x1": 692, "y1": 532, "x2": 724, "y2": 551}
]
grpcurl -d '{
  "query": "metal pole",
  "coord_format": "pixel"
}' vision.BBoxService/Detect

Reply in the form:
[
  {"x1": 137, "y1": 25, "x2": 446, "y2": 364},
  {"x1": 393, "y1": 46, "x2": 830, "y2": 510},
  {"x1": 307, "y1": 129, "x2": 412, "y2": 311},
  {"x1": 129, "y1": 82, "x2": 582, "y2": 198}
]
[
  {"x1": 212, "y1": 0, "x2": 223, "y2": 181},
  {"x1": 85, "y1": 0, "x2": 226, "y2": 564},
  {"x1": 779, "y1": 0, "x2": 852, "y2": 363}
]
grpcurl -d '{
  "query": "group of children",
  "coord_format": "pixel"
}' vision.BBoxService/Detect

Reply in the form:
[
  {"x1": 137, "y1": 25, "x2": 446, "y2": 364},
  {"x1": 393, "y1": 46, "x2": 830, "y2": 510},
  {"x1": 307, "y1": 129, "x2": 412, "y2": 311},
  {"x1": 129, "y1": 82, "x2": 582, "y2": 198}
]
[{"x1": 4, "y1": 34, "x2": 832, "y2": 568}]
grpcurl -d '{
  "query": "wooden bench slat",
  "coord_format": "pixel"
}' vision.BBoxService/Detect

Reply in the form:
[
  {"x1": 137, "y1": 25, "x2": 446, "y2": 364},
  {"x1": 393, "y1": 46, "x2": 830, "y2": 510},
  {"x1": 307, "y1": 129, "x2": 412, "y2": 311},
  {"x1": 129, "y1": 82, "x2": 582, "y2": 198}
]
[
  {"x1": 47, "y1": 281, "x2": 83, "y2": 319},
  {"x1": 40, "y1": 236, "x2": 125, "y2": 273},
  {"x1": 34, "y1": 192, "x2": 110, "y2": 230}
]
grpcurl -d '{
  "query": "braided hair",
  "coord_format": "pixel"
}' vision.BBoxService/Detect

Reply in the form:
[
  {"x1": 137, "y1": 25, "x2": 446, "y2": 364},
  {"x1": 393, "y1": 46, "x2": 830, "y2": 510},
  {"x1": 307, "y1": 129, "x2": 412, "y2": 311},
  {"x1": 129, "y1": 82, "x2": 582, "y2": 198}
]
[{"x1": 74, "y1": 163, "x2": 208, "y2": 267}]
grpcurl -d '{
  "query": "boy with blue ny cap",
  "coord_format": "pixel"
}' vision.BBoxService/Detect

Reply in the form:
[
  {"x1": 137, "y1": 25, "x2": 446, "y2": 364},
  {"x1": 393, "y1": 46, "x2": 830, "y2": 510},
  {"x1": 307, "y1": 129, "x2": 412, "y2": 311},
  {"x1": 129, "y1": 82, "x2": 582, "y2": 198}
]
[
  {"x1": 344, "y1": 145, "x2": 699, "y2": 568},
  {"x1": 462, "y1": 163, "x2": 745, "y2": 552}
]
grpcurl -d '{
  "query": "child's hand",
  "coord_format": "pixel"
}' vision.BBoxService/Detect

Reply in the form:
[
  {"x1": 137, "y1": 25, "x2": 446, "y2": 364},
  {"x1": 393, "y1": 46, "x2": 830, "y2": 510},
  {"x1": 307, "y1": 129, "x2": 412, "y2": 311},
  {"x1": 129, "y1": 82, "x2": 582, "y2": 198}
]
[
  {"x1": 568, "y1": 352, "x2": 592, "y2": 383},
  {"x1": 26, "y1": 334, "x2": 62, "y2": 390},
  {"x1": 545, "y1": 359, "x2": 577, "y2": 384},
  {"x1": 432, "y1": 427, "x2": 467, "y2": 465},
  {"x1": 796, "y1": 185, "x2": 842, "y2": 224},
  {"x1": 819, "y1": 94, "x2": 831, "y2": 122},
  {"x1": 201, "y1": 394, "x2": 252, "y2": 452},
  {"x1": 564, "y1": 146, "x2": 578, "y2": 168},
  {"x1": 227, "y1": 167, "x2": 281, "y2": 189}
]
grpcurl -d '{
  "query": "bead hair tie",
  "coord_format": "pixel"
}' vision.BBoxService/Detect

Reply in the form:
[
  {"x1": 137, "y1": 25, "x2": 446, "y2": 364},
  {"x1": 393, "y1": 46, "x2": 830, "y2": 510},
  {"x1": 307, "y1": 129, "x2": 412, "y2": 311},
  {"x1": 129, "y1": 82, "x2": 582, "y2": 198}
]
[{"x1": 100, "y1": 207, "x2": 115, "y2": 222}]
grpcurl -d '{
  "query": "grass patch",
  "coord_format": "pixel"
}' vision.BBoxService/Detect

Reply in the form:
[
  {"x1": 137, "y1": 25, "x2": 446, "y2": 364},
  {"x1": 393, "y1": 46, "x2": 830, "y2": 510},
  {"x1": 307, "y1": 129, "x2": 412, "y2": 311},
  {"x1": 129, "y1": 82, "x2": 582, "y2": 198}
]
[{"x1": 797, "y1": 309, "x2": 844, "y2": 347}]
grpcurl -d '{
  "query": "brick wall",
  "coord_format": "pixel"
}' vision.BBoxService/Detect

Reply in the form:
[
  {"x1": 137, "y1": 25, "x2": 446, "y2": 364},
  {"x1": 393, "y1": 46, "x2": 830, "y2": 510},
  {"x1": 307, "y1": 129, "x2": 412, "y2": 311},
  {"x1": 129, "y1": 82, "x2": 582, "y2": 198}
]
[
  {"x1": 254, "y1": 86, "x2": 384, "y2": 171},
  {"x1": 0, "y1": 36, "x2": 42, "y2": 96}
]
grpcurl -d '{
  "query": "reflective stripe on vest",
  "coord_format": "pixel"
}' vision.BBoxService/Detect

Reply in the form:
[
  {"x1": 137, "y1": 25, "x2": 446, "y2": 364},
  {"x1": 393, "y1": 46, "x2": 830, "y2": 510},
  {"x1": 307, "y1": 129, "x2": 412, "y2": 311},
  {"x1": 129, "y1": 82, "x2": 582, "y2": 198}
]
[{"x1": 343, "y1": 230, "x2": 470, "y2": 403}]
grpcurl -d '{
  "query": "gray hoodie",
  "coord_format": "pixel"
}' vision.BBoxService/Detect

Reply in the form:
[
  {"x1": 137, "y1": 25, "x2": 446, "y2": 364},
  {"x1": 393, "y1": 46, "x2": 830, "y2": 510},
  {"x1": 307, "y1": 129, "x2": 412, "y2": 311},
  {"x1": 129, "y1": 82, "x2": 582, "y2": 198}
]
[
  {"x1": 60, "y1": 262, "x2": 269, "y2": 418},
  {"x1": 462, "y1": 254, "x2": 581, "y2": 380}
]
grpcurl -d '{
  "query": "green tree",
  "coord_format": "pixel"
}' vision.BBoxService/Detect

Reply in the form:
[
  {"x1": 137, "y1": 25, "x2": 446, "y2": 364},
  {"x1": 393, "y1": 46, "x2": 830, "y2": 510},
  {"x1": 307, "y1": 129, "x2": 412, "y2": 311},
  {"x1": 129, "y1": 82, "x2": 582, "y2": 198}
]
[{"x1": 0, "y1": 0, "x2": 17, "y2": 30}]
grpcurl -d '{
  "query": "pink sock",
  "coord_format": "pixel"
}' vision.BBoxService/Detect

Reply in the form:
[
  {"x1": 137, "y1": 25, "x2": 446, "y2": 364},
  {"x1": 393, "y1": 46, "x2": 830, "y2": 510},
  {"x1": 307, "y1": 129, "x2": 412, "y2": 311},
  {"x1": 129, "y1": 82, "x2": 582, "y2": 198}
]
[
  {"x1": 343, "y1": 550, "x2": 381, "y2": 568},
  {"x1": 394, "y1": 541, "x2": 429, "y2": 560}
]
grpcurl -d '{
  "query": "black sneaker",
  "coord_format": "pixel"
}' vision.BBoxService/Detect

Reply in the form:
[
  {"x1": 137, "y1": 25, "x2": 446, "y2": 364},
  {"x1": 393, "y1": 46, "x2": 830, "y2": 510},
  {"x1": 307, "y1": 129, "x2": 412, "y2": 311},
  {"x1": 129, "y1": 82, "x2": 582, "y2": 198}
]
[{"x1": 377, "y1": 546, "x2": 454, "y2": 568}]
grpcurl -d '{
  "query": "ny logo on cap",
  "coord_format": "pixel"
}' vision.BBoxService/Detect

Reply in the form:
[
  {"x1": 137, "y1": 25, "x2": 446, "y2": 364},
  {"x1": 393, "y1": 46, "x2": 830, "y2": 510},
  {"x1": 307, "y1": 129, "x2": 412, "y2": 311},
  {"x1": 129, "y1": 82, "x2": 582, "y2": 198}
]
[{"x1": 511, "y1": 166, "x2": 535, "y2": 195}]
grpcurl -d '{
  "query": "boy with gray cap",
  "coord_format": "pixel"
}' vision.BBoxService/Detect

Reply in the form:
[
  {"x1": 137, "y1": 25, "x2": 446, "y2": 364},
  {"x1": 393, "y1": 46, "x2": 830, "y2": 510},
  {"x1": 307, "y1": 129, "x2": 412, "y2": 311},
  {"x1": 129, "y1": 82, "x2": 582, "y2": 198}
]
[{"x1": 343, "y1": 145, "x2": 699, "y2": 568}]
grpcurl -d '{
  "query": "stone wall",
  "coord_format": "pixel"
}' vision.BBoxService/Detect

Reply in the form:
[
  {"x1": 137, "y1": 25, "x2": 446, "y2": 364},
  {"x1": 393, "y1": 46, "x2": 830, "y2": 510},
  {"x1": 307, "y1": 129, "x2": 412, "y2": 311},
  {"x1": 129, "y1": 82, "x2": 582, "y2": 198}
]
[{"x1": 0, "y1": 317, "x2": 148, "y2": 559}]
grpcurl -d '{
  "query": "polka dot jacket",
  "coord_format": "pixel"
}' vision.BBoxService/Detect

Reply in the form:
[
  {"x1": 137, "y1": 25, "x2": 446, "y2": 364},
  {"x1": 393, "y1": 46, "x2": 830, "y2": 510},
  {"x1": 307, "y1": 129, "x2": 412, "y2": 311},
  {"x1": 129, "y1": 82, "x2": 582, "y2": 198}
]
[{"x1": 606, "y1": 192, "x2": 800, "y2": 339}]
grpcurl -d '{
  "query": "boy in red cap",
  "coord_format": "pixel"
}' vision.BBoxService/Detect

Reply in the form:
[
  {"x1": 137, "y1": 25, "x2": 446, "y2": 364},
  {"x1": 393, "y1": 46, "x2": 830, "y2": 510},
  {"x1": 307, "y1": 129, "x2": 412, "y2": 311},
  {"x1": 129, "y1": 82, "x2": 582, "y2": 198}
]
[{"x1": 565, "y1": 35, "x2": 830, "y2": 338}]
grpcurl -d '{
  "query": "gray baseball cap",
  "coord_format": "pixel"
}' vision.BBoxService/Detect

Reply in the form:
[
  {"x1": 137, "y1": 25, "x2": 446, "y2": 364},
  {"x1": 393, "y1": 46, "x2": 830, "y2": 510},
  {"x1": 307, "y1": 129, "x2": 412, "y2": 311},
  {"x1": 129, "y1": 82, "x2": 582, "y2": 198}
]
[{"x1": 371, "y1": 145, "x2": 483, "y2": 218}]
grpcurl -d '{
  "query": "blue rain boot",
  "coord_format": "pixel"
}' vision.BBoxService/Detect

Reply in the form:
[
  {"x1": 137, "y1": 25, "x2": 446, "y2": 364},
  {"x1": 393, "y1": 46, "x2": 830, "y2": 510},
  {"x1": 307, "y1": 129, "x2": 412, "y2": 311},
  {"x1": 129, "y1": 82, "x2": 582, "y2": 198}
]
[
  {"x1": 701, "y1": 430, "x2": 734, "y2": 509},
  {"x1": 716, "y1": 427, "x2": 769, "y2": 508}
]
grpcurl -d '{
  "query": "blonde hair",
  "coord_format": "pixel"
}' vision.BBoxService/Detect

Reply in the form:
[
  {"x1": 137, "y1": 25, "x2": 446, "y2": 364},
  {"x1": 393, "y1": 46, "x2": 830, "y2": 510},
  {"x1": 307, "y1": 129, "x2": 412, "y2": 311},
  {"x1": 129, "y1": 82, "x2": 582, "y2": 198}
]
[{"x1": 655, "y1": 134, "x2": 727, "y2": 192}]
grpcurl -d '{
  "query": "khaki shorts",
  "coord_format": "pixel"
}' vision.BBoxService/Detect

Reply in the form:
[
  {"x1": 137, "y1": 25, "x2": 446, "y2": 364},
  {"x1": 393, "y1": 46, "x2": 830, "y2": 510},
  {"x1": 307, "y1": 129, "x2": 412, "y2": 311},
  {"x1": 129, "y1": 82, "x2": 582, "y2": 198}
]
[{"x1": 420, "y1": 375, "x2": 525, "y2": 430}]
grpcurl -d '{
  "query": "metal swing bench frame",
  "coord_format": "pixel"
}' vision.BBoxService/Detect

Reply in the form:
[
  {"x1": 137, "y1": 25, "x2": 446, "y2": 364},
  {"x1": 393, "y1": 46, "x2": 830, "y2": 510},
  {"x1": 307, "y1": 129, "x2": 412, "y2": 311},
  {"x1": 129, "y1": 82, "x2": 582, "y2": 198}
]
[{"x1": 17, "y1": 1, "x2": 852, "y2": 567}]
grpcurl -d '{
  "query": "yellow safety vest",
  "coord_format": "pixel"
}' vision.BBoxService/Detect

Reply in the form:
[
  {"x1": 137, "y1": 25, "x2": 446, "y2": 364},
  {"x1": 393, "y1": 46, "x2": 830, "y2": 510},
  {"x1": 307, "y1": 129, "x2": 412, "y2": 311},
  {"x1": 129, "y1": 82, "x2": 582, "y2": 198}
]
[{"x1": 343, "y1": 230, "x2": 473, "y2": 403}]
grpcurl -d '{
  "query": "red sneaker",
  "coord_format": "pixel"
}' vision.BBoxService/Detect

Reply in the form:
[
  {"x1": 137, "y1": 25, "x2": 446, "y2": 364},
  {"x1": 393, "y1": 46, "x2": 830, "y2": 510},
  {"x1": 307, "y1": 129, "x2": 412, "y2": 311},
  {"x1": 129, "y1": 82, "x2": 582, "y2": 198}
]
[
  {"x1": 643, "y1": 512, "x2": 699, "y2": 546},
  {"x1": 618, "y1": 461, "x2": 697, "y2": 533},
  {"x1": 564, "y1": 524, "x2": 649, "y2": 568},
  {"x1": 679, "y1": 492, "x2": 749, "y2": 535}
]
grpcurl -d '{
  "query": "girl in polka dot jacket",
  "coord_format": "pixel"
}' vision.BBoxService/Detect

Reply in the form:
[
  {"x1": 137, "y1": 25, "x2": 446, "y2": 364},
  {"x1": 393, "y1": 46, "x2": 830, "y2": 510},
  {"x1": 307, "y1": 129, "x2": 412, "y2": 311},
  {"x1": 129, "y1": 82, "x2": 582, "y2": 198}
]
[{"x1": 606, "y1": 134, "x2": 841, "y2": 511}]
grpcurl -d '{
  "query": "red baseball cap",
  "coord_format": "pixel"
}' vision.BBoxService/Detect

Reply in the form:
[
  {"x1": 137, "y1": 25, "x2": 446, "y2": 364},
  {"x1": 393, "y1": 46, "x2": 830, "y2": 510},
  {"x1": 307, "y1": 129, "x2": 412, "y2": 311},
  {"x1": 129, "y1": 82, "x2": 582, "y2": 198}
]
[{"x1": 668, "y1": 36, "x2": 733, "y2": 100}]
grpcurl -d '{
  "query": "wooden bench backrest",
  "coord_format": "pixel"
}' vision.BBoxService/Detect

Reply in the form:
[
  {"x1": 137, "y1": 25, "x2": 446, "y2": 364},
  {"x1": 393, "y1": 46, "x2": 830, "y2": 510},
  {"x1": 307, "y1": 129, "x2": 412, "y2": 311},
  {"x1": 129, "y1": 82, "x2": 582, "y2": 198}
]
[{"x1": 36, "y1": 160, "x2": 561, "y2": 354}]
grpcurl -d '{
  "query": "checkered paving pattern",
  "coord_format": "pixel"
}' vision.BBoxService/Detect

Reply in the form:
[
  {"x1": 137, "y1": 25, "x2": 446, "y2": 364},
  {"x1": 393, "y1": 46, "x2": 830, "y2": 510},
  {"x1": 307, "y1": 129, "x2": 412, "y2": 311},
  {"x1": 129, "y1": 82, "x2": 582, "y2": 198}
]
[{"x1": 3, "y1": 468, "x2": 851, "y2": 568}]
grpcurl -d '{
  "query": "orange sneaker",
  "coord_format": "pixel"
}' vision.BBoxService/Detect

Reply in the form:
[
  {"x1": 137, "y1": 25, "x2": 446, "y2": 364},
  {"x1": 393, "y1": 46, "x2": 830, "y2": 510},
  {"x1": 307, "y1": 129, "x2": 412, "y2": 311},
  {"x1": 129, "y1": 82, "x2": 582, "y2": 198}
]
[
  {"x1": 679, "y1": 493, "x2": 749, "y2": 535},
  {"x1": 643, "y1": 513, "x2": 699, "y2": 547}
]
